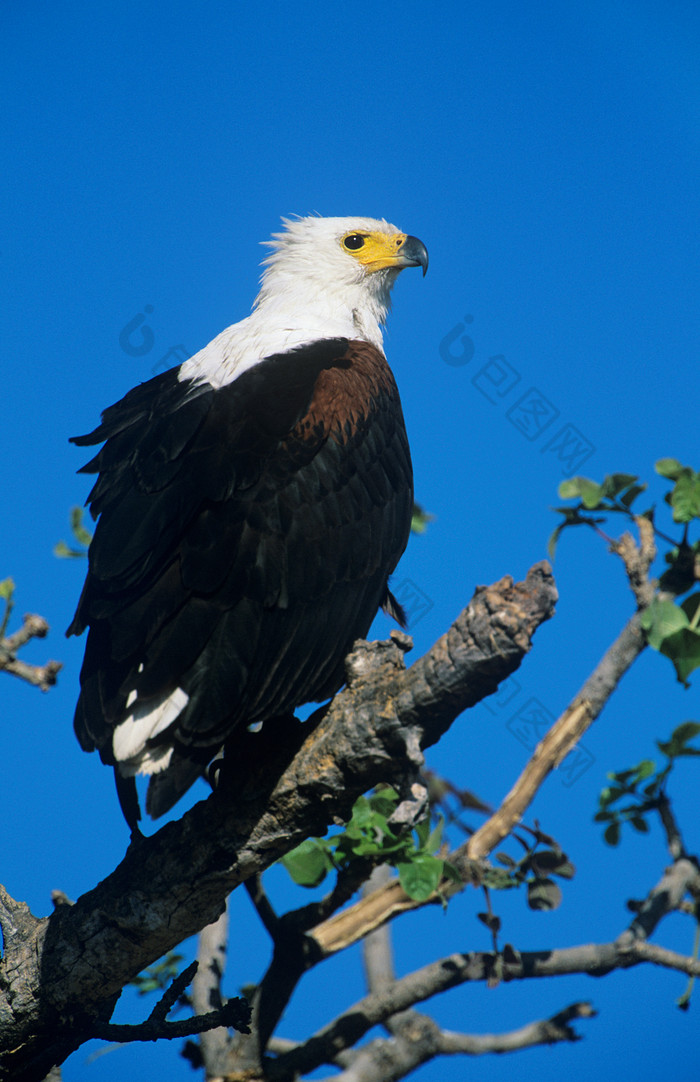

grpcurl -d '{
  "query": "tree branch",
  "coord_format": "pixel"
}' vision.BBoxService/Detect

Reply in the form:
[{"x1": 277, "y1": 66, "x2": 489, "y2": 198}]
[
  {"x1": 0, "y1": 564, "x2": 556, "y2": 1082},
  {"x1": 92, "y1": 1000, "x2": 250, "y2": 1044},
  {"x1": 316, "y1": 1002, "x2": 595, "y2": 1082},
  {"x1": 191, "y1": 905, "x2": 234, "y2": 1079},
  {"x1": 270, "y1": 853, "x2": 699, "y2": 1079},
  {"x1": 0, "y1": 613, "x2": 61, "y2": 691},
  {"x1": 310, "y1": 597, "x2": 648, "y2": 958}
]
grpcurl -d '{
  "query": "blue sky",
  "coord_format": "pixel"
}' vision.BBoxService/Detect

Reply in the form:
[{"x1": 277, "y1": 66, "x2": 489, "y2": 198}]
[{"x1": 2, "y1": 2, "x2": 700, "y2": 1079}]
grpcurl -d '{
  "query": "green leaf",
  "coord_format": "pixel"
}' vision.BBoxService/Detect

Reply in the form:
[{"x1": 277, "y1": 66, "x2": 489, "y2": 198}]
[
  {"x1": 547, "y1": 523, "x2": 564, "y2": 560},
  {"x1": 368, "y1": 787, "x2": 399, "y2": 818},
  {"x1": 477, "y1": 911, "x2": 501, "y2": 932},
  {"x1": 579, "y1": 479, "x2": 605, "y2": 508},
  {"x1": 55, "y1": 507, "x2": 93, "y2": 558},
  {"x1": 413, "y1": 814, "x2": 431, "y2": 850},
  {"x1": 633, "y1": 759, "x2": 658, "y2": 781},
  {"x1": 411, "y1": 503, "x2": 434, "y2": 535},
  {"x1": 601, "y1": 473, "x2": 639, "y2": 498},
  {"x1": 70, "y1": 506, "x2": 94, "y2": 547},
  {"x1": 630, "y1": 817, "x2": 650, "y2": 833},
  {"x1": 659, "y1": 627, "x2": 700, "y2": 684},
  {"x1": 349, "y1": 795, "x2": 372, "y2": 828},
  {"x1": 558, "y1": 478, "x2": 583, "y2": 500},
  {"x1": 482, "y1": 868, "x2": 521, "y2": 890},
  {"x1": 680, "y1": 594, "x2": 700, "y2": 628},
  {"x1": 426, "y1": 816, "x2": 445, "y2": 854},
  {"x1": 442, "y1": 860, "x2": 464, "y2": 885},
  {"x1": 397, "y1": 853, "x2": 444, "y2": 901},
  {"x1": 131, "y1": 951, "x2": 185, "y2": 996},
  {"x1": 669, "y1": 472, "x2": 700, "y2": 523},
  {"x1": 640, "y1": 598, "x2": 689, "y2": 651},
  {"x1": 604, "y1": 822, "x2": 621, "y2": 846},
  {"x1": 599, "y1": 785, "x2": 626, "y2": 807},
  {"x1": 655, "y1": 457, "x2": 685, "y2": 480},
  {"x1": 658, "y1": 720, "x2": 700, "y2": 757},
  {"x1": 527, "y1": 877, "x2": 562, "y2": 911},
  {"x1": 279, "y1": 838, "x2": 332, "y2": 887},
  {"x1": 0, "y1": 577, "x2": 15, "y2": 601},
  {"x1": 530, "y1": 849, "x2": 565, "y2": 873},
  {"x1": 669, "y1": 720, "x2": 700, "y2": 747}
]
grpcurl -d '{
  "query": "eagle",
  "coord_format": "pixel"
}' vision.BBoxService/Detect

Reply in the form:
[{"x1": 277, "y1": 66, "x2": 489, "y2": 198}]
[{"x1": 68, "y1": 215, "x2": 428, "y2": 827}]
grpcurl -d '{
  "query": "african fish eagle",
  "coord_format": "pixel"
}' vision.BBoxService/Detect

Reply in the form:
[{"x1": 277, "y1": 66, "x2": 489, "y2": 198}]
[{"x1": 68, "y1": 215, "x2": 428, "y2": 825}]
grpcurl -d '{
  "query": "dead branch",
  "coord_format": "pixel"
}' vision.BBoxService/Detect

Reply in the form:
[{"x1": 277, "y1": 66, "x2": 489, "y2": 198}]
[
  {"x1": 318, "y1": 1002, "x2": 595, "y2": 1082},
  {"x1": 0, "y1": 564, "x2": 555, "y2": 1082},
  {"x1": 310, "y1": 600, "x2": 648, "y2": 958},
  {"x1": 0, "y1": 613, "x2": 61, "y2": 691}
]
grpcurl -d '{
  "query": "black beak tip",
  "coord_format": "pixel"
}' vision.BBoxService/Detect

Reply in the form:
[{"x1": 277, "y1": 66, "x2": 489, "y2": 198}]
[{"x1": 403, "y1": 235, "x2": 429, "y2": 276}]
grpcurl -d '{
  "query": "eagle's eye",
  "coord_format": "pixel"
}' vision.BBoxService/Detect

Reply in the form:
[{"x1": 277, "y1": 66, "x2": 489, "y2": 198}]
[{"x1": 343, "y1": 233, "x2": 366, "y2": 251}]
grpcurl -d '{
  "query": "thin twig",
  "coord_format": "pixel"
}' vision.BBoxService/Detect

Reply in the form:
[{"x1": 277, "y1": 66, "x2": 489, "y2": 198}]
[
  {"x1": 310, "y1": 600, "x2": 649, "y2": 959},
  {"x1": 0, "y1": 612, "x2": 62, "y2": 691},
  {"x1": 92, "y1": 998, "x2": 250, "y2": 1044},
  {"x1": 245, "y1": 875, "x2": 280, "y2": 940}
]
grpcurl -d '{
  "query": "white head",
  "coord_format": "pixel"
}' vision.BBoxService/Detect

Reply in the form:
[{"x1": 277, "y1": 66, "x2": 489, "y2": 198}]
[
  {"x1": 256, "y1": 215, "x2": 427, "y2": 336},
  {"x1": 181, "y1": 215, "x2": 428, "y2": 388}
]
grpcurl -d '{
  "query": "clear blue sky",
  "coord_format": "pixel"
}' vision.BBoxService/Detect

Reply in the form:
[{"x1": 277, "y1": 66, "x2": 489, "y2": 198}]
[{"x1": 3, "y1": 2, "x2": 699, "y2": 1080}]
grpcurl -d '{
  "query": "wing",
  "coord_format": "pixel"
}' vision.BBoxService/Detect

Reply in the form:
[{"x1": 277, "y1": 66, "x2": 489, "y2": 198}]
[{"x1": 69, "y1": 338, "x2": 413, "y2": 776}]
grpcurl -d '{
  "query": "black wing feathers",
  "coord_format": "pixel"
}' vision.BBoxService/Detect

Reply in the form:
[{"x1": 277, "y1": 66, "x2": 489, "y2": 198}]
[{"x1": 69, "y1": 339, "x2": 413, "y2": 800}]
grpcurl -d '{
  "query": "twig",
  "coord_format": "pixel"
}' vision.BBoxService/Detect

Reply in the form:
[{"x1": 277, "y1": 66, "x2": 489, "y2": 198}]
[
  {"x1": 310, "y1": 601, "x2": 649, "y2": 959},
  {"x1": 0, "y1": 565, "x2": 558, "y2": 1081},
  {"x1": 0, "y1": 613, "x2": 62, "y2": 691},
  {"x1": 436, "y1": 1001, "x2": 597, "y2": 1053},
  {"x1": 245, "y1": 875, "x2": 280, "y2": 940},
  {"x1": 318, "y1": 1001, "x2": 595, "y2": 1082},
  {"x1": 92, "y1": 998, "x2": 250, "y2": 1044},
  {"x1": 148, "y1": 961, "x2": 198, "y2": 1023},
  {"x1": 92, "y1": 952, "x2": 251, "y2": 1044},
  {"x1": 610, "y1": 516, "x2": 657, "y2": 608},
  {"x1": 617, "y1": 857, "x2": 700, "y2": 947},
  {"x1": 270, "y1": 851, "x2": 700, "y2": 1080},
  {"x1": 657, "y1": 792, "x2": 686, "y2": 860},
  {"x1": 269, "y1": 933, "x2": 698, "y2": 1080}
]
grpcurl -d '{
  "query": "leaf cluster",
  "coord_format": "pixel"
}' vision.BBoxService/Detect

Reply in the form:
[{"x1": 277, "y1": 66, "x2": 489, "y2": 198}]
[
  {"x1": 54, "y1": 506, "x2": 92, "y2": 558},
  {"x1": 487, "y1": 831, "x2": 575, "y2": 913},
  {"x1": 410, "y1": 501, "x2": 434, "y2": 535},
  {"x1": 279, "y1": 787, "x2": 460, "y2": 902},
  {"x1": 552, "y1": 460, "x2": 700, "y2": 683},
  {"x1": 595, "y1": 721, "x2": 700, "y2": 846}
]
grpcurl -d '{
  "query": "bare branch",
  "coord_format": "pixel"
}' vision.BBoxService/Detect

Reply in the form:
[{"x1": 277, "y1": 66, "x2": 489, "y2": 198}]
[
  {"x1": 91, "y1": 998, "x2": 250, "y2": 1044},
  {"x1": 0, "y1": 565, "x2": 556, "y2": 1080},
  {"x1": 657, "y1": 792, "x2": 687, "y2": 860},
  {"x1": 610, "y1": 516, "x2": 657, "y2": 608},
  {"x1": 270, "y1": 854, "x2": 699, "y2": 1079},
  {"x1": 269, "y1": 932, "x2": 698, "y2": 1080},
  {"x1": 617, "y1": 857, "x2": 700, "y2": 947},
  {"x1": 436, "y1": 1001, "x2": 597, "y2": 1053},
  {"x1": 149, "y1": 960, "x2": 199, "y2": 1024},
  {"x1": 318, "y1": 1002, "x2": 595, "y2": 1082},
  {"x1": 361, "y1": 866, "x2": 397, "y2": 998},
  {"x1": 192, "y1": 906, "x2": 233, "y2": 1078},
  {"x1": 468, "y1": 610, "x2": 647, "y2": 860},
  {"x1": 245, "y1": 875, "x2": 280, "y2": 940},
  {"x1": 0, "y1": 613, "x2": 61, "y2": 691},
  {"x1": 311, "y1": 598, "x2": 648, "y2": 958}
]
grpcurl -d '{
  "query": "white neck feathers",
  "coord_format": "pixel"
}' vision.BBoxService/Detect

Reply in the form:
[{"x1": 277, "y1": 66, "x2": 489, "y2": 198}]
[{"x1": 180, "y1": 216, "x2": 401, "y2": 389}]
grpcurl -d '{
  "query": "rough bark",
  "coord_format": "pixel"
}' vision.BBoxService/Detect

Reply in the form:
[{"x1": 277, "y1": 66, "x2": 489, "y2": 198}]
[{"x1": 0, "y1": 563, "x2": 556, "y2": 1082}]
